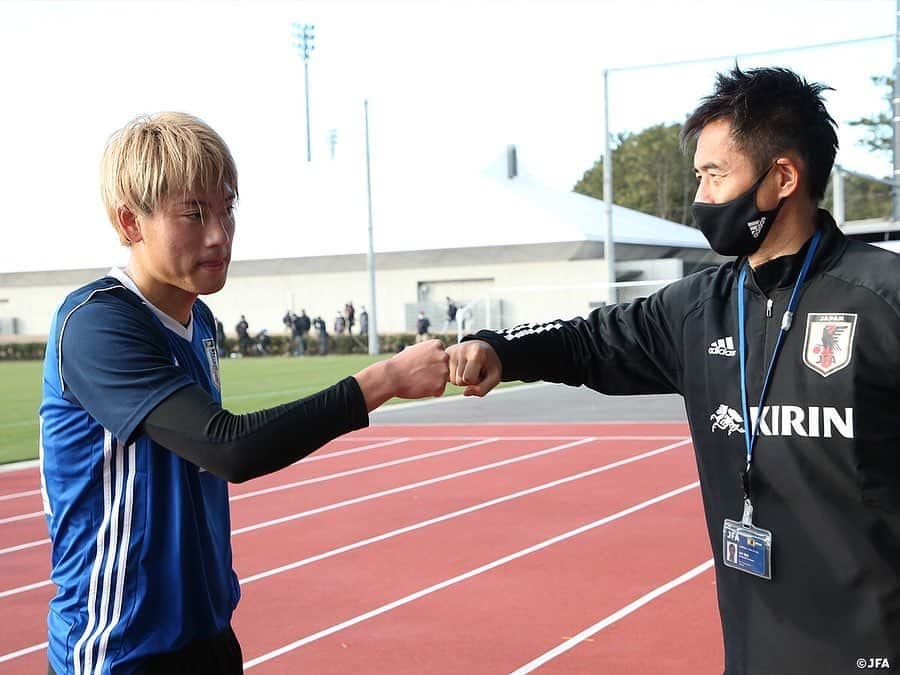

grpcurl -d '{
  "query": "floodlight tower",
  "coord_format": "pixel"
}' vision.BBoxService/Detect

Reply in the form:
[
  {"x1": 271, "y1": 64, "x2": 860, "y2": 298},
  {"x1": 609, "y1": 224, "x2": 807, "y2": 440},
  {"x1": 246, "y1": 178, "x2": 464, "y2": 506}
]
[
  {"x1": 328, "y1": 128, "x2": 338, "y2": 159},
  {"x1": 292, "y1": 23, "x2": 316, "y2": 162}
]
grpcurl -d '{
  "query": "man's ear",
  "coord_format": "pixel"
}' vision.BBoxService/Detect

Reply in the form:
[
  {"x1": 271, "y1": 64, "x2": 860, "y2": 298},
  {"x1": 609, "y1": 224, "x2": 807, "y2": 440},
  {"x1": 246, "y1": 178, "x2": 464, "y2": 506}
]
[
  {"x1": 117, "y1": 206, "x2": 143, "y2": 244},
  {"x1": 773, "y1": 156, "x2": 801, "y2": 199}
]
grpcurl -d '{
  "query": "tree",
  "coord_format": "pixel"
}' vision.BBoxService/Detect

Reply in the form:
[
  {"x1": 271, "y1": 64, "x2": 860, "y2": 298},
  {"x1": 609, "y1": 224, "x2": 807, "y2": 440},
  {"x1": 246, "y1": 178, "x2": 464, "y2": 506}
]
[
  {"x1": 573, "y1": 123, "x2": 696, "y2": 225},
  {"x1": 575, "y1": 78, "x2": 895, "y2": 227},
  {"x1": 848, "y1": 75, "x2": 892, "y2": 155},
  {"x1": 827, "y1": 75, "x2": 893, "y2": 220},
  {"x1": 822, "y1": 173, "x2": 891, "y2": 221}
]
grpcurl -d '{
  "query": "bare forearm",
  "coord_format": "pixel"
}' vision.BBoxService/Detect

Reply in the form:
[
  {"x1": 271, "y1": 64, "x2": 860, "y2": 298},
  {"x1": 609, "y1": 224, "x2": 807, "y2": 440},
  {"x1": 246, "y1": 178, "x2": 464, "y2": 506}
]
[{"x1": 353, "y1": 359, "x2": 398, "y2": 411}]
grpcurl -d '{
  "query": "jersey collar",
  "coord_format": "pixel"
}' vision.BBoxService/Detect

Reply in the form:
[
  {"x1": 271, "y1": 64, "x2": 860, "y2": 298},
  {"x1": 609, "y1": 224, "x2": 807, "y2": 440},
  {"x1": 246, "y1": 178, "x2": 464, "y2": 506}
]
[{"x1": 107, "y1": 267, "x2": 194, "y2": 342}]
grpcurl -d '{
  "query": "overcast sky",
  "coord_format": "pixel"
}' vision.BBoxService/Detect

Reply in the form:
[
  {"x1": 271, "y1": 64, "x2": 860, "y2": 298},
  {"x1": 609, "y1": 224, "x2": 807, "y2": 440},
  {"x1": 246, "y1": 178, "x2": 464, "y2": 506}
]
[{"x1": 0, "y1": 0, "x2": 894, "y2": 273}]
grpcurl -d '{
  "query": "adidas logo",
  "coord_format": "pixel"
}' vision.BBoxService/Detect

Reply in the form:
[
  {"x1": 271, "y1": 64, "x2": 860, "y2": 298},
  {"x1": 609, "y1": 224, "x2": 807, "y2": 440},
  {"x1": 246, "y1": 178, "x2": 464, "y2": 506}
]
[
  {"x1": 708, "y1": 336, "x2": 736, "y2": 357},
  {"x1": 747, "y1": 217, "x2": 766, "y2": 238}
]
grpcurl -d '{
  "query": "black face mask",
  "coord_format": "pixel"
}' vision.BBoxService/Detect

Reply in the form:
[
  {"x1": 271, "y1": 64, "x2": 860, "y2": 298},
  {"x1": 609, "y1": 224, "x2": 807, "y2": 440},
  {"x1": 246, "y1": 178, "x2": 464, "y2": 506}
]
[{"x1": 692, "y1": 166, "x2": 786, "y2": 257}]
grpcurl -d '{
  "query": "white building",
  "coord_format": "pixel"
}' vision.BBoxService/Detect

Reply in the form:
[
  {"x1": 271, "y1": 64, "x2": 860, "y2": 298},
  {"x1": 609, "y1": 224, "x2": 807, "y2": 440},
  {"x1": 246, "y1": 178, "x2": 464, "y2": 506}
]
[{"x1": 1, "y1": 151, "x2": 719, "y2": 340}]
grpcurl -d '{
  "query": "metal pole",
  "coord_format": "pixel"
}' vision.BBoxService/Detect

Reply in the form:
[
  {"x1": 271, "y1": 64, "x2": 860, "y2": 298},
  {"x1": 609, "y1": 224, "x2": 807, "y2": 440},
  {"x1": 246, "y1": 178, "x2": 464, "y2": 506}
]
[
  {"x1": 893, "y1": 0, "x2": 900, "y2": 222},
  {"x1": 364, "y1": 99, "x2": 379, "y2": 355},
  {"x1": 602, "y1": 68, "x2": 616, "y2": 305},
  {"x1": 304, "y1": 60, "x2": 312, "y2": 162},
  {"x1": 833, "y1": 166, "x2": 846, "y2": 226},
  {"x1": 292, "y1": 23, "x2": 315, "y2": 163}
]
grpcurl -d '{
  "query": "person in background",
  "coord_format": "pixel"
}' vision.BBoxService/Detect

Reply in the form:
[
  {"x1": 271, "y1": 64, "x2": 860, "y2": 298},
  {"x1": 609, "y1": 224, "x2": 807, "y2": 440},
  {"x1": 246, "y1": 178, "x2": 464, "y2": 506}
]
[
  {"x1": 415, "y1": 310, "x2": 431, "y2": 343},
  {"x1": 345, "y1": 301, "x2": 356, "y2": 335},
  {"x1": 215, "y1": 317, "x2": 226, "y2": 357},
  {"x1": 443, "y1": 297, "x2": 458, "y2": 334},
  {"x1": 234, "y1": 314, "x2": 249, "y2": 355},
  {"x1": 458, "y1": 303, "x2": 472, "y2": 335},
  {"x1": 296, "y1": 309, "x2": 311, "y2": 354},
  {"x1": 359, "y1": 305, "x2": 369, "y2": 336},
  {"x1": 315, "y1": 315, "x2": 329, "y2": 355},
  {"x1": 283, "y1": 309, "x2": 301, "y2": 356}
]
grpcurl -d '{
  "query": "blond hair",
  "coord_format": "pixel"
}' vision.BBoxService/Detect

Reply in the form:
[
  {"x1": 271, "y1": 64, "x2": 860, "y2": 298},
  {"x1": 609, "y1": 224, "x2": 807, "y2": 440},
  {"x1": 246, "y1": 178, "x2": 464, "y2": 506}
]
[{"x1": 100, "y1": 112, "x2": 238, "y2": 244}]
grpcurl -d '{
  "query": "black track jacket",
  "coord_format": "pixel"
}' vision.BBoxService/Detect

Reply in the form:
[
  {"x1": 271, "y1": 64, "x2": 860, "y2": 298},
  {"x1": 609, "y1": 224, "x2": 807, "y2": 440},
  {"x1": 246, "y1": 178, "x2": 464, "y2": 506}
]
[{"x1": 467, "y1": 211, "x2": 900, "y2": 674}]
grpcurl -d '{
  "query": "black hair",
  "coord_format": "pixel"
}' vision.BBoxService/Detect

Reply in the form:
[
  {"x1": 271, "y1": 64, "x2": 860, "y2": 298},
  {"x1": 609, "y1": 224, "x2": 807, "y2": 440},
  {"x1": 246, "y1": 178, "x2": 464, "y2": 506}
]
[{"x1": 681, "y1": 65, "x2": 838, "y2": 201}]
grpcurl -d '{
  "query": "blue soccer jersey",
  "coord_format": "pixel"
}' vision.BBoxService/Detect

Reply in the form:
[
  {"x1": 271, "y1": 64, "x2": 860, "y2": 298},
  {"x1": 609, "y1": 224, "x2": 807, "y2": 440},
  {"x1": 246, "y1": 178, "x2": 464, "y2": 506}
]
[{"x1": 39, "y1": 268, "x2": 239, "y2": 674}]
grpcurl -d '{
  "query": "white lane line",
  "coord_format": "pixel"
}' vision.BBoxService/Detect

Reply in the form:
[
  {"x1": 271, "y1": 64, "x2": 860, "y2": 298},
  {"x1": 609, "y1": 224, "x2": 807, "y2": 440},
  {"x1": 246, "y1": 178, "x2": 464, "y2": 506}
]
[
  {"x1": 510, "y1": 558, "x2": 716, "y2": 674},
  {"x1": 0, "y1": 489, "x2": 41, "y2": 502},
  {"x1": 0, "y1": 438, "x2": 693, "y2": 663},
  {"x1": 238, "y1": 439, "x2": 692, "y2": 585},
  {"x1": 0, "y1": 436, "x2": 671, "y2": 599},
  {"x1": 0, "y1": 538, "x2": 49, "y2": 555},
  {"x1": 0, "y1": 460, "x2": 40, "y2": 474},
  {"x1": 0, "y1": 579, "x2": 53, "y2": 599},
  {"x1": 243, "y1": 480, "x2": 701, "y2": 669},
  {"x1": 294, "y1": 438, "x2": 409, "y2": 463},
  {"x1": 224, "y1": 382, "x2": 545, "y2": 406},
  {"x1": 231, "y1": 438, "x2": 497, "y2": 502},
  {"x1": 329, "y1": 435, "x2": 686, "y2": 442},
  {"x1": 0, "y1": 511, "x2": 42, "y2": 525},
  {"x1": 0, "y1": 436, "x2": 509, "y2": 558},
  {"x1": 369, "y1": 382, "x2": 549, "y2": 412},
  {"x1": 0, "y1": 439, "x2": 411, "y2": 478},
  {"x1": 0, "y1": 437, "x2": 688, "y2": 599},
  {"x1": 0, "y1": 641, "x2": 48, "y2": 663},
  {"x1": 231, "y1": 438, "x2": 595, "y2": 536},
  {"x1": 0, "y1": 437, "x2": 477, "y2": 528},
  {"x1": 0, "y1": 434, "x2": 685, "y2": 477}
]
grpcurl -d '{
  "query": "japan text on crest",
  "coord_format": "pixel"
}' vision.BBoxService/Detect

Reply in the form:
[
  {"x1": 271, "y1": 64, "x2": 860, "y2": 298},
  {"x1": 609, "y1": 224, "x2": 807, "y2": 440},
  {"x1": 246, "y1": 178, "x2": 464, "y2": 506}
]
[{"x1": 802, "y1": 313, "x2": 857, "y2": 377}]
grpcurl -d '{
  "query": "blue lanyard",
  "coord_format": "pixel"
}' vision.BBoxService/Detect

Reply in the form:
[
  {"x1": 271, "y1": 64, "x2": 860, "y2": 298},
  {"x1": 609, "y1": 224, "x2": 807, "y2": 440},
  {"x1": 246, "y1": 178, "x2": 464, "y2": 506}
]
[{"x1": 737, "y1": 229, "x2": 822, "y2": 483}]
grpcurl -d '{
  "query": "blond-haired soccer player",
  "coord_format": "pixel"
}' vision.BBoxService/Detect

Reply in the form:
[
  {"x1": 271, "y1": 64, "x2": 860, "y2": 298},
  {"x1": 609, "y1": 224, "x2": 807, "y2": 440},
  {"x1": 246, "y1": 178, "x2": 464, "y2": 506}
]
[{"x1": 39, "y1": 112, "x2": 449, "y2": 674}]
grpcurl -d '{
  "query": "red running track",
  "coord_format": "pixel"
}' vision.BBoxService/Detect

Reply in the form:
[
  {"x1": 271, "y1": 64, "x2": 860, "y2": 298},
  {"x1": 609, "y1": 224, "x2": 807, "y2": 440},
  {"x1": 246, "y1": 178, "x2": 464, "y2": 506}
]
[{"x1": 0, "y1": 423, "x2": 723, "y2": 673}]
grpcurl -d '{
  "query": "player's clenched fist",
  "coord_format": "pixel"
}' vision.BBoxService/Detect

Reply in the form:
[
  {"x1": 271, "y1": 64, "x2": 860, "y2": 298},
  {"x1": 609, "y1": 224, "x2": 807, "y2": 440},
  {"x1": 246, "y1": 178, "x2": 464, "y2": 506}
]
[
  {"x1": 355, "y1": 339, "x2": 449, "y2": 410},
  {"x1": 446, "y1": 340, "x2": 502, "y2": 397},
  {"x1": 387, "y1": 339, "x2": 450, "y2": 399}
]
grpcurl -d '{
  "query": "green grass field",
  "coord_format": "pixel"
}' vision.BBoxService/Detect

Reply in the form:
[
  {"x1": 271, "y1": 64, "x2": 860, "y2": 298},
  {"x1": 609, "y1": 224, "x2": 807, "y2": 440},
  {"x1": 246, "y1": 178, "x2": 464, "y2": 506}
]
[{"x1": 0, "y1": 354, "x2": 507, "y2": 465}]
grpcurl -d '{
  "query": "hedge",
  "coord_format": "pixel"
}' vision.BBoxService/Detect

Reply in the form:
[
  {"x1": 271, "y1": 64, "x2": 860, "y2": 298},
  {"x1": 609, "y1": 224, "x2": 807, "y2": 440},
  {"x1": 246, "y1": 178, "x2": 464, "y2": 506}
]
[
  {"x1": 0, "y1": 333, "x2": 464, "y2": 361},
  {"x1": 0, "y1": 342, "x2": 47, "y2": 360}
]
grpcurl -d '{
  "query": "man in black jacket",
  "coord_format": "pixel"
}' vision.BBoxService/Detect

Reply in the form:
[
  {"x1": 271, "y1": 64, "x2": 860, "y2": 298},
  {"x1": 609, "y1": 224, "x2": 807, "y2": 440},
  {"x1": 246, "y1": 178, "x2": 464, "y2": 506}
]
[{"x1": 448, "y1": 66, "x2": 900, "y2": 674}]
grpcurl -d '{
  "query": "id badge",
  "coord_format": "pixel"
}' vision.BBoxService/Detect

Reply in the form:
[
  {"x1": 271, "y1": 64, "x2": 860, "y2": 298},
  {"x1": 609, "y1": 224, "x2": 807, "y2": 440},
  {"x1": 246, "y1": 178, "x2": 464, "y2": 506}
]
[{"x1": 723, "y1": 518, "x2": 772, "y2": 580}]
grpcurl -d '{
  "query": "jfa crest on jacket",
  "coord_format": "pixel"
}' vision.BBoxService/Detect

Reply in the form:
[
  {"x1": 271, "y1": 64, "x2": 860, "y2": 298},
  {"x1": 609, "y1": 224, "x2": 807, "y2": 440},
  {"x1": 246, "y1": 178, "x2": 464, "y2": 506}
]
[{"x1": 802, "y1": 312, "x2": 857, "y2": 377}]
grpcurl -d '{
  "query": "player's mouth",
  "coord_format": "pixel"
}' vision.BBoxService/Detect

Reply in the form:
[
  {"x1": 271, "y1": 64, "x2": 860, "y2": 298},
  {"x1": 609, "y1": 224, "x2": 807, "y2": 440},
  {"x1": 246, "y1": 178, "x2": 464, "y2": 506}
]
[{"x1": 198, "y1": 257, "x2": 229, "y2": 271}]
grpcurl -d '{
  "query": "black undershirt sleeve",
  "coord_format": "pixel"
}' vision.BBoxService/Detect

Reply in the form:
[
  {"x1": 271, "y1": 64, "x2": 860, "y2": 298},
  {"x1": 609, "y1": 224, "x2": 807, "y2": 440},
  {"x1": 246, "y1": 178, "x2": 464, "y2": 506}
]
[{"x1": 141, "y1": 376, "x2": 369, "y2": 483}]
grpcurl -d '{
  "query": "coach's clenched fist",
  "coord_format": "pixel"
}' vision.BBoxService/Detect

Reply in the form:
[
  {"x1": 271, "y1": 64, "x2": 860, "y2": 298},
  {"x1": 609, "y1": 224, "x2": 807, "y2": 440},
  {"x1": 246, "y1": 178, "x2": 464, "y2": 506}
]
[{"x1": 446, "y1": 340, "x2": 502, "y2": 397}]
